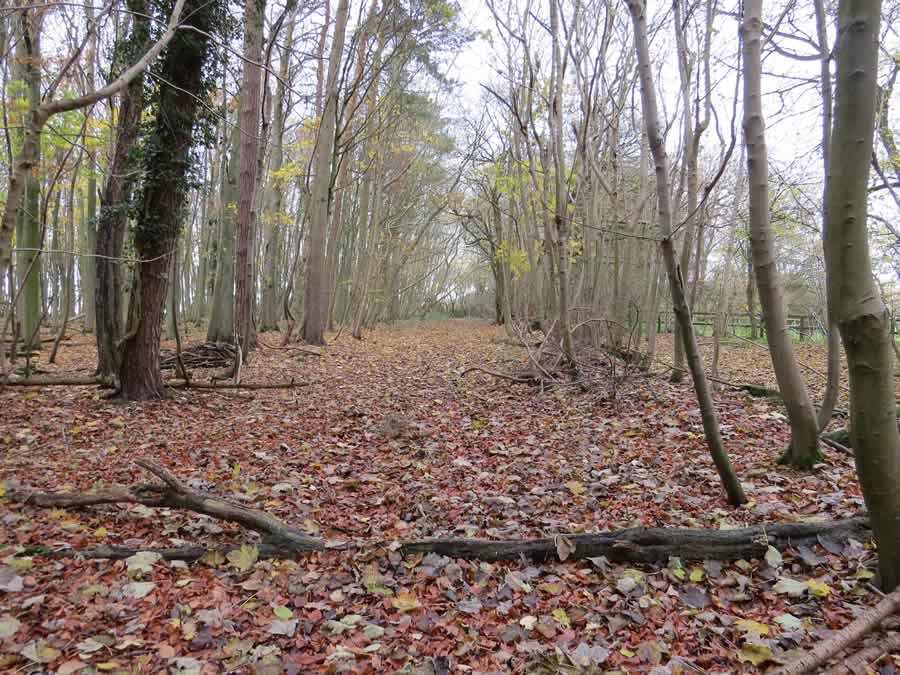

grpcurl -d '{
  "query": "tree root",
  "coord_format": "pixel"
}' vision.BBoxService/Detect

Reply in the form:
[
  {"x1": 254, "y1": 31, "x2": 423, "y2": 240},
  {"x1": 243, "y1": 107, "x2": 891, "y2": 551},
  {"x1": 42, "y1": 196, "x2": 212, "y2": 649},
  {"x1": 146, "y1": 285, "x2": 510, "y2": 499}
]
[
  {"x1": 776, "y1": 588, "x2": 900, "y2": 675},
  {"x1": 6, "y1": 461, "x2": 874, "y2": 565}
]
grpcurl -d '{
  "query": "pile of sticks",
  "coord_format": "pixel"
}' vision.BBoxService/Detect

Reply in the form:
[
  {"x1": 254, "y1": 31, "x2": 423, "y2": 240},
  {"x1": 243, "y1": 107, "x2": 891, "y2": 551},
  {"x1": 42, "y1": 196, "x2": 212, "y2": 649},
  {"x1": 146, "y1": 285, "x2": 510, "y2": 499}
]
[{"x1": 160, "y1": 342, "x2": 235, "y2": 370}]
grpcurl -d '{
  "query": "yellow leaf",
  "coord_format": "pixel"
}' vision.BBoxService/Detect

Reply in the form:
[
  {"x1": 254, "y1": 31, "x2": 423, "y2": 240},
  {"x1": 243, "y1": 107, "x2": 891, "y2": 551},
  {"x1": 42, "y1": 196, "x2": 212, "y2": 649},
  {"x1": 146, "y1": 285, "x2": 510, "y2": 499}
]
[
  {"x1": 200, "y1": 550, "x2": 226, "y2": 567},
  {"x1": 96, "y1": 662, "x2": 122, "y2": 671},
  {"x1": 226, "y1": 544, "x2": 258, "y2": 573},
  {"x1": 565, "y1": 481, "x2": 586, "y2": 496},
  {"x1": 392, "y1": 592, "x2": 422, "y2": 613},
  {"x1": 551, "y1": 608, "x2": 570, "y2": 627},
  {"x1": 735, "y1": 619, "x2": 770, "y2": 636},
  {"x1": 805, "y1": 580, "x2": 832, "y2": 597},
  {"x1": 689, "y1": 568, "x2": 705, "y2": 582},
  {"x1": 93, "y1": 527, "x2": 108, "y2": 538},
  {"x1": 737, "y1": 643, "x2": 775, "y2": 666}
]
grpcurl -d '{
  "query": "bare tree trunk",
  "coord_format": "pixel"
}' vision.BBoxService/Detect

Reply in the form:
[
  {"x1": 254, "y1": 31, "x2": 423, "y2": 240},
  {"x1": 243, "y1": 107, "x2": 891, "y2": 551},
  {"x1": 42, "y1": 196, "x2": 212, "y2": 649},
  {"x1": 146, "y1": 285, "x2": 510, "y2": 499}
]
[
  {"x1": 823, "y1": 0, "x2": 900, "y2": 590},
  {"x1": 814, "y1": 0, "x2": 841, "y2": 431},
  {"x1": 302, "y1": 0, "x2": 349, "y2": 345},
  {"x1": 207, "y1": 119, "x2": 240, "y2": 343},
  {"x1": 626, "y1": 0, "x2": 746, "y2": 507},
  {"x1": 742, "y1": 0, "x2": 822, "y2": 468},
  {"x1": 234, "y1": 0, "x2": 266, "y2": 356}
]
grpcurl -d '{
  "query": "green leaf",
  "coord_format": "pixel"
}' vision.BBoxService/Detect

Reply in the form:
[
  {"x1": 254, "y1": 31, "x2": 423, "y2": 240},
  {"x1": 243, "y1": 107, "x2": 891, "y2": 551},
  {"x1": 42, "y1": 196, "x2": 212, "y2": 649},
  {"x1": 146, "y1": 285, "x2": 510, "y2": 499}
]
[
  {"x1": 774, "y1": 613, "x2": 803, "y2": 632},
  {"x1": 273, "y1": 606, "x2": 293, "y2": 620},
  {"x1": 689, "y1": 568, "x2": 705, "y2": 582},
  {"x1": 226, "y1": 545, "x2": 258, "y2": 573}
]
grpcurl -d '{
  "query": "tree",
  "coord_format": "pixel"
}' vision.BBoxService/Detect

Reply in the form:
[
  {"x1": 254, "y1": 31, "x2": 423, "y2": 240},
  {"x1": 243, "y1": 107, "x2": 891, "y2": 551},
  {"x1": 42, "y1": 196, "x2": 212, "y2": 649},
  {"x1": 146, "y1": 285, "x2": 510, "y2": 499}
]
[
  {"x1": 0, "y1": 0, "x2": 188, "y2": 375},
  {"x1": 626, "y1": 0, "x2": 746, "y2": 507},
  {"x1": 95, "y1": 0, "x2": 150, "y2": 381},
  {"x1": 303, "y1": 0, "x2": 350, "y2": 345},
  {"x1": 741, "y1": 0, "x2": 822, "y2": 468},
  {"x1": 823, "y1": 0, "x2": 900, "y2": 590},
  {"x1": 233, "y1": 0, "x2": 266, "y2": 357},
  {"x1": 119, "y1": 0, "x2": 218, "y2": 400}
]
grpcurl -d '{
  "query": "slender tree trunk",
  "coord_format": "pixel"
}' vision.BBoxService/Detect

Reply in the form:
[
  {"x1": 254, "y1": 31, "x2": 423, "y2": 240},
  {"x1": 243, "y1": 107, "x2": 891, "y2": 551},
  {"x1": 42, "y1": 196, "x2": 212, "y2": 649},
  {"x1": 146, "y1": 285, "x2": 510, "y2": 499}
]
[
  {"x1": 626, "y1": 0, "x2": 746, "y2": 507},
  {"x1": 119, "y1": 0, "x2": 215, "y2": 400},
  {"x1": 824, "y1": 0, "x2": 900, "y2": 591},
  {"x1": 302, "y1": 0, "x2": 349, "y2": 345},
  {"x1": 234, "y1": 0, "x2": 265, "y2": 357},
  {"x1": 14, "y1": 10, "x2": 43, "y2": 353},
  {"x1": 814, "y1": 0, "x2": 841, "y2": 431},
  {"x1": 207, "y1": 119, "x2": 240, "y2": 343},
  {"x1": 742, "y1": 0, "x2": 822, "y2": 468}
]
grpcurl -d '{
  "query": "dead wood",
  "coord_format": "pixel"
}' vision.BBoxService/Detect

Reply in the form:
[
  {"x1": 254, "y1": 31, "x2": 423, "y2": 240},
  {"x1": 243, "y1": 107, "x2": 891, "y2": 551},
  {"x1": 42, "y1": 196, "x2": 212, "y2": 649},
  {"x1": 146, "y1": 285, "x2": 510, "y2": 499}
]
[
  {"x1": 1, "y1": 376, "x2": 108, "y2": 387},
  {"x1": 166, "y1": 378, "x2": 319, "y2": 390},
  {"x1": 460, "y1": 366, "x2": 537, "y2": 384},
  {"x1": 831, "y1": 633, "x2": 900, "y2": 674},
  {"x1": 7, "y1": 462, "x2": 874, "y2": 565},
  {"x1": 776, "y1": 588, "x2": 900, "y2": 675}
]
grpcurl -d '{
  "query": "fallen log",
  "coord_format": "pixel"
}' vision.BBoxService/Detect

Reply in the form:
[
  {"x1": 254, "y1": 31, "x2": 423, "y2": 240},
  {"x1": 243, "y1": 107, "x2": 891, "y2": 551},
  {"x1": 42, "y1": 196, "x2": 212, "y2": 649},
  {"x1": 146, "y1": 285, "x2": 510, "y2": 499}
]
[
  {"x1": 6, "y1": 461, "x2": 873, "y2": 565},
  {"x1": 166, "y1": 378, "x2": 319, "y2": 390},
  {"x1": 775, "y1": 587, "x2": 900, "y2": 675},
  {"x1": 0, "y1": 376, "x2": 107, "y2": 387}
]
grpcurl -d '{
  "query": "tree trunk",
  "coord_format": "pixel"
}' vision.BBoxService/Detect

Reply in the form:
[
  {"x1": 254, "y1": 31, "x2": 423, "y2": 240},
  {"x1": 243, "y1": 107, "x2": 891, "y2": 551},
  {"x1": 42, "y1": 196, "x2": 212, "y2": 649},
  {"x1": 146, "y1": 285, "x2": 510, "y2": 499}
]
[
  {"x1": 626, "y1": 0, "x2": 746, "y2": 507},
  {"x1": 742, "y1": 0, "x2": 822, "y2": 468},
  {"x1": 119, "y1": 0, "x2": 216, "y2": 400},
  {"x1": 234, "y1": 0, "x2": 265, "y2": 357},
  {"x1": 823, "y1": 0, "x2": 900, "y2": 590},
  {"x1": 13, "y1": 10, "x2": 43, "y2": 353},
  {"x1": 814, "y1": 0, "x2": 841, "y2": 431},
  {"x1": 206, "y1": 119, "x2": 240, "y2": 343},
  {"x1": 302, "y1": 0, "x2": 349, "y2": 345},
  {"x1": 95, "y1": 0, "x2": 148, "y2": 381}
]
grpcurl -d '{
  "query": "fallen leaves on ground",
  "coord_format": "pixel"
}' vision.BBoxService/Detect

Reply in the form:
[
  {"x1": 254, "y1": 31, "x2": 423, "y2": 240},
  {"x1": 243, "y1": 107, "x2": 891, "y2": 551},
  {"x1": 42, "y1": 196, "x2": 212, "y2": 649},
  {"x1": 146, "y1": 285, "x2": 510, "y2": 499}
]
[{"x1": 0, "y1": 322, "x2": 891, "y2": 672}]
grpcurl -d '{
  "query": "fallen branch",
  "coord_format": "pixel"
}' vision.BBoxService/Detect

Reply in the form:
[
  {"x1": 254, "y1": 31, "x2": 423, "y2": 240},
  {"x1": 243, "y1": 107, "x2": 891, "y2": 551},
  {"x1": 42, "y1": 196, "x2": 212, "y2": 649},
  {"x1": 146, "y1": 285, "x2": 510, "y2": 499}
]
[
  {"x1": 832, "y1": 632, "x2": 900, "y2": 674},
  {"x1": 7, "y1": 462, "x2": 873, "y2": 564},
  {"x1": 460, "y1": 366, "x2": 537, "y2": 385},
  {"x1": 0, "y1": 376, "x2": 107, "y2": 387},
  {"x1": 775, "y1": 588, "x2": 900, "y2": 675},
  {"x1": 166, "y1": 378, "x2": 320, "y2": 390},
  {"x1": 9, "y1": 460, "x2": 322, "y2": 553}
]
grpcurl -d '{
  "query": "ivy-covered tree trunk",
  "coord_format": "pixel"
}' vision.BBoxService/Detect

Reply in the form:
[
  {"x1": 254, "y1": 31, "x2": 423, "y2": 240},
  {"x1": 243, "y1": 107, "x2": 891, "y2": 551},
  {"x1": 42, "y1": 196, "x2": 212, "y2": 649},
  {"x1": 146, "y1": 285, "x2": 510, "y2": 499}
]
[
  {"x1": 95, "y1": 0, "x2": 148, "y2": 381},
  {"x1": 119, "y1": 0, "x2": 216, "y2": 400},
  {"x1": 824, "y1": 0, "x2": 900, "y2": 591}
]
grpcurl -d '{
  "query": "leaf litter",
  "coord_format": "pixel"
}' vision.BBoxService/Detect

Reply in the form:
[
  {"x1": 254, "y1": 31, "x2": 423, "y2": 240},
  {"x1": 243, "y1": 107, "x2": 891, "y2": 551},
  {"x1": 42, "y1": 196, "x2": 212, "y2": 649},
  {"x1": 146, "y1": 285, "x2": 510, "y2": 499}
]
[{"x1": 0, "y1": 321, "x2": 887, "y2": 672}]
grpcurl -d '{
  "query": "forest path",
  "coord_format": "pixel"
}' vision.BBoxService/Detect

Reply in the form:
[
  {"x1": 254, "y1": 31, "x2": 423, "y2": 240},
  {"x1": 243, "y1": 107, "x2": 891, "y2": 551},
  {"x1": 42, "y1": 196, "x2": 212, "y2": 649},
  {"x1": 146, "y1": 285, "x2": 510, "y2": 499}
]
[{"x1": 0, "y1": 320, "x2": 881, "y2": 673}]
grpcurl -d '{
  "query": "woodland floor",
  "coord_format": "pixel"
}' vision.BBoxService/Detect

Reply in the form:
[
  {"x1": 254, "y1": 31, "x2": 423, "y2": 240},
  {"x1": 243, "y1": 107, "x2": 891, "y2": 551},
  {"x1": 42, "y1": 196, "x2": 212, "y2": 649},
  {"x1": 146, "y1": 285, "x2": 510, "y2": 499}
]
[{"x1": 0, "y1": 320, "x2": 897, "y2": 674}]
